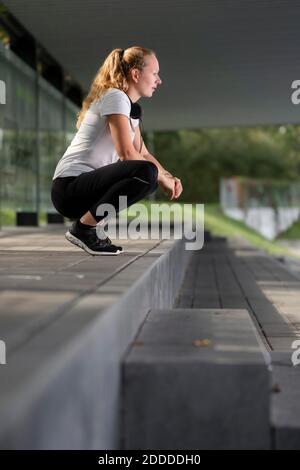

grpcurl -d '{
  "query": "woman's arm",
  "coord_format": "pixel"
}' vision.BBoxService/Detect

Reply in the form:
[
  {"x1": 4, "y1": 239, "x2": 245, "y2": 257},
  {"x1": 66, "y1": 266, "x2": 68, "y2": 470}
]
[
  {"x1": 132, "y1": 124, "x2": 183, "y2": 198},
  {"x1": 107, "y1": 114, "x2": 149, "y2": 162},
  {"x1": 144, "y1": 152, "x2": 183, "y2": 198},
  {"x1": 132, "y1": 123, "x2": 173, "y2": 181},
  {"x1": 142, "y1": 153, "x2": 172, "y2": 182},
  {"x1": 107, "y1": 114, "x2": 182, "y2": 198}
]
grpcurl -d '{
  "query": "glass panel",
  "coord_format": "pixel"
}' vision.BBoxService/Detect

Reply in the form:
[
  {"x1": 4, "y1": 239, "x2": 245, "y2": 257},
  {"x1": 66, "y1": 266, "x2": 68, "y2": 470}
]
[
  {"x1": 0, "y1": 47, "x2": 37, "y2": 224},
  {"x1": 0, "y1": 44, "x2": 79, "y2": 225}
]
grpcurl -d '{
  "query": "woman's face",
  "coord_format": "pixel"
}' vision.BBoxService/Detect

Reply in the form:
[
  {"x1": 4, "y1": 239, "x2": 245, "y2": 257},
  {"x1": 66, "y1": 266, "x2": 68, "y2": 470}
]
[{"x1": 135, "y1": 54, "x2": 162, "y2": 98}]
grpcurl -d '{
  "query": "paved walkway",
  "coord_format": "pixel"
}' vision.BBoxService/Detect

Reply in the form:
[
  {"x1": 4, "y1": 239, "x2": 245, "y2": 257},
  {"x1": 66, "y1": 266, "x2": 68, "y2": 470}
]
[{"x1": 176, "y1": 236, "x2": 300, "y2": 352}]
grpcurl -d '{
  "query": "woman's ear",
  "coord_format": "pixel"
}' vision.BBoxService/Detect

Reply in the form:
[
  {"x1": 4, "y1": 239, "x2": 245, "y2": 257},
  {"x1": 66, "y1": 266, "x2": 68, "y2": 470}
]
[{"x1": 131, "y1": 68, "x2": 140, "y2": 83}]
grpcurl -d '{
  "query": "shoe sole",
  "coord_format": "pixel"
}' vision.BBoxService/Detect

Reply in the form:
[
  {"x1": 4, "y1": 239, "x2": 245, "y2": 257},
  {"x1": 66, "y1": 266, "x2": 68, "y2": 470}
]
[{"x1": 65, "y1": 231, "x2": 123, "y2": 255}]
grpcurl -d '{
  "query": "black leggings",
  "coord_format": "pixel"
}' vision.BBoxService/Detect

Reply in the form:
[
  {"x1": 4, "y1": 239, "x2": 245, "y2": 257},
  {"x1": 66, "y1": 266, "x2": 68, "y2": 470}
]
[{"x1": 51, "y1": 160, "x2": 158, "y2": 222}]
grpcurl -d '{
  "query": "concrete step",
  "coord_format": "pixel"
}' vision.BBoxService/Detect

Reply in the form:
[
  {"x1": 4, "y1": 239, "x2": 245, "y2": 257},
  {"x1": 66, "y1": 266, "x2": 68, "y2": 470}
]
[
  {"x1": 271, "y1": 351, "x2": 300, "y2": 449},
  {"x1": 0, "y1": 236, "x2": 193, "y2": 449},
  {"x1": 121, "y1": 308, "x2": 271, "y2": 450}
]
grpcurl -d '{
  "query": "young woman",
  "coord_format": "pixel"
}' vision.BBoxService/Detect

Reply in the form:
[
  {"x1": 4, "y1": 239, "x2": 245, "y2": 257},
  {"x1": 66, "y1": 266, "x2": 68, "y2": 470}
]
[{"x1": 51, "y1": 46, "x2": 183, "y2": 255}]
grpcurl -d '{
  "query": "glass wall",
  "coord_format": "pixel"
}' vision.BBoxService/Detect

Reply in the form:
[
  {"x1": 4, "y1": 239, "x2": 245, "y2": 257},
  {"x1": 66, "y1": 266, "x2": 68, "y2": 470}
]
[{"x1": 0, "y1": 42, "x2": 79, "y2": 226}]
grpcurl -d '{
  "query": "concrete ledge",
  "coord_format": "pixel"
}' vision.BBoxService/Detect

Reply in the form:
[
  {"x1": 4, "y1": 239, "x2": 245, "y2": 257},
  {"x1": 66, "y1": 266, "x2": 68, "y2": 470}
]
[
  {"x1": 0, "y1": 237, "x2": 193, "y2": 449},
  {"x1": 122, "y1": 308, "x2": 271, "y2": 450},
  {"x1": 271, "y1": 351, "x2": 300, "y2": 449}
]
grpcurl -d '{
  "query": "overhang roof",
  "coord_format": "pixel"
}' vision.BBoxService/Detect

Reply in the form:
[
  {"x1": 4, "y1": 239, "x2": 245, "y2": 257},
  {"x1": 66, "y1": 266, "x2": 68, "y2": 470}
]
[{"x1": 3, "y1": 0, "x2": 300, "y2": 130}]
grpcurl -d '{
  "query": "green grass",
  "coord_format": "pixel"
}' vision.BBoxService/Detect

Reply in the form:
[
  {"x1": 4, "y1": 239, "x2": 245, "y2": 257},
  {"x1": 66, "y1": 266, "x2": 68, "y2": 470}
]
[
  {"x1": 126, "y1": 200, "x2": 300, "y2": 259},
  {"x1": 277, "y1": 217, "x2": 300, "y2": 240},
  {"x1": 124, "y1": 200, "x2": 300, "y2": 259},
  {"x1": 203, "y1": 203, "x2": 300, "y2": 259},
  {"x1": 0, "y1": 208, "x2": 16, "y2": 226},
  {"x1": 0, "y1": 209, "x2": 48, "y2": 226}
]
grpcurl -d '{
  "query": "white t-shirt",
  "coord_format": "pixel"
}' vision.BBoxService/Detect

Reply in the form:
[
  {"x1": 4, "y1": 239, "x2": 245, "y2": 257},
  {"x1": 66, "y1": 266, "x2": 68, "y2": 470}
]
[{"x1": 52, "y1": 88, "x2": 139, "y2": 179}]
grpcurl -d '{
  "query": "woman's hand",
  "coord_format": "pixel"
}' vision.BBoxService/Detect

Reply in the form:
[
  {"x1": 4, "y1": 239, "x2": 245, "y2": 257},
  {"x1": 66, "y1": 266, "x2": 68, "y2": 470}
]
[
  {"x1": 158, "y1": 172, "x2": 183, "y2": 200},
  {"x1": 173, "y1": 177, "x2": 183, "y2": 199},
  {"x1": 159, "y1": 174, "x2": 176, "y2": 200}
]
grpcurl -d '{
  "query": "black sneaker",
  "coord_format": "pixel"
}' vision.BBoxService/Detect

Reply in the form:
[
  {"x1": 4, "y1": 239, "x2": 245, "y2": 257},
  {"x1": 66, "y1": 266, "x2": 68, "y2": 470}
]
[{"x1": 65, "y1": 221, "x2": 123, "y2": 255}]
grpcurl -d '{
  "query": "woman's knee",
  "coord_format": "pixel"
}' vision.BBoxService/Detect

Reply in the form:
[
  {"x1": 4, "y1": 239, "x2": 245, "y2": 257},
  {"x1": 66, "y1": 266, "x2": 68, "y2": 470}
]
[{"x1": 135, "y1": 161, "x2": 158, "y2": 187}]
